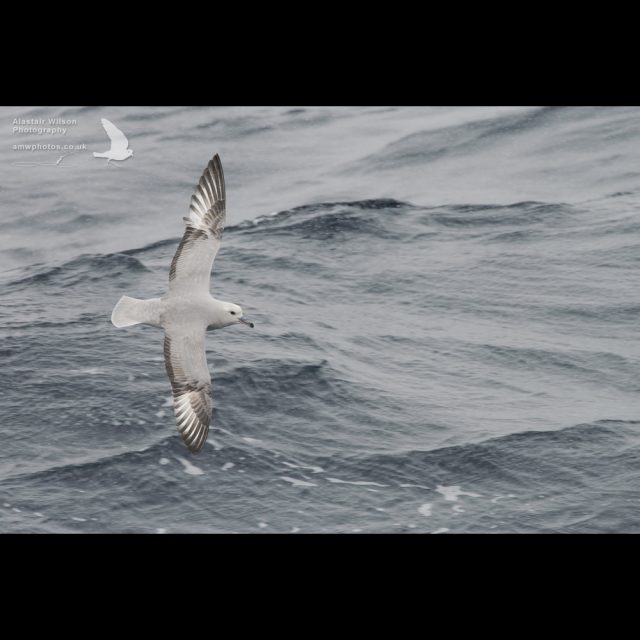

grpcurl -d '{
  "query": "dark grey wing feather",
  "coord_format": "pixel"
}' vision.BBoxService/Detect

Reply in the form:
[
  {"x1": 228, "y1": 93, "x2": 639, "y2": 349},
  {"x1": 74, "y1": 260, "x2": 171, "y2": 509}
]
[
  {"x1": 168, "y1": 154, "x2": 226, "y2": 294},
  {"x1": 164, "y1": 328, "x2": 212, "y2": 453}
]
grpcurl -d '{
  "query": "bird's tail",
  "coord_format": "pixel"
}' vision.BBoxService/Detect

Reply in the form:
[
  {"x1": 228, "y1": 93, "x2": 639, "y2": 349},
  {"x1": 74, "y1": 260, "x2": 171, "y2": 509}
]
[
  {"x1": 93, "y1": 152, "x2": 108, "y2": 158},
  {"x1": 111, "y1": 296, "x2": 161, "y2": 328}
]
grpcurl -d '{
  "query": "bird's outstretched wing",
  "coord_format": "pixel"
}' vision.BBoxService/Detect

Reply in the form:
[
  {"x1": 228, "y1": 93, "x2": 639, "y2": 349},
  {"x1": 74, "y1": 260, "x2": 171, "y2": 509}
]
[
  {"x1": 101, "y1": 118, "x2": 129, "y2": 153},
  {"x1": 164, "y1": 327, "x2": 212, "y2": 453},
  {"x1": 168, "y1": 154, "x2": 226, "y2": 295}
]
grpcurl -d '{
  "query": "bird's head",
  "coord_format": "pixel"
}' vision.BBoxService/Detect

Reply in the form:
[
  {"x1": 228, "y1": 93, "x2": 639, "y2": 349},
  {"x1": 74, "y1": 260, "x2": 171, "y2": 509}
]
[{"x1": 222, "y1": 302, "x2": 254, "y2": 328}]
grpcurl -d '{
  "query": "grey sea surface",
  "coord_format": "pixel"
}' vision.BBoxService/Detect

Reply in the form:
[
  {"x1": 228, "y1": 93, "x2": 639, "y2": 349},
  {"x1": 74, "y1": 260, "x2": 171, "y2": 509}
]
[{"x1": 1, "y1": 106, "x2": 640, "y2": 533}]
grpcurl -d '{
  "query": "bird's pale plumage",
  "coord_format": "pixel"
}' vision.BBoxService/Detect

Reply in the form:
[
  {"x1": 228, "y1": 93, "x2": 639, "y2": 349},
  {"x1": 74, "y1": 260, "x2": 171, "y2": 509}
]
[
  {"x1": 163, "y1": 155, "x2": 226, "y2": 452},
  {"x1": 169, "y1": 155, "x2": 226, "y2": 294},
  {"x1": 164, "y1": 330, "x2": 212, "y2": 453},
  {"x1": 111, "y1": 153, "x2": 246, "y2": 454},
  {"x1": 100, "y1": 118, "x2": 129, "y2": 154}
]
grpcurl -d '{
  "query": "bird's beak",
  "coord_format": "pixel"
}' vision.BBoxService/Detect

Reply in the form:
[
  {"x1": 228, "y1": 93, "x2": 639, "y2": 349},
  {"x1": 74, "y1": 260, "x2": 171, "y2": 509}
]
[{"x1": 239, "y1": 317, "x2": 255, "y2": 328}]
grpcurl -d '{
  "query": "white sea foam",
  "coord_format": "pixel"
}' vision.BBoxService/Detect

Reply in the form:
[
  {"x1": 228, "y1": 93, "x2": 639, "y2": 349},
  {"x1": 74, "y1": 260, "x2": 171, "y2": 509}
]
[
  {"x1": 206, "y1": 437, "x2": 223, "y2": 450},
  {"x1": 436, "y1": 485, "x2": 481, "y2": 502},
  {"x1": 432, "y1": 528, "x2": 450, "y2": 534},
  {"x1": 418, "y1": 503, "x2": 432, "y2": 517},
  {"x1": 280, "y1": 460, "x2": 325, "y2": 474},
  {"x1": 159, "y1": 458, "x2": 170, "y2": 465},
  {"x1": 490, "y1": 493, "x2": 517, "y2": 504},
  {"x1": 280, "y1": 476, "x2": 317, "y2": 487},
  {"x1": 327, "y1": 477, "x2": 387, "y2": 487},
  {"x1": 221, "y1": 462, "x2": 235, "y2": 471},
  {"x1": 175, "y1": 456, "x2": 205, "y2": 476}
]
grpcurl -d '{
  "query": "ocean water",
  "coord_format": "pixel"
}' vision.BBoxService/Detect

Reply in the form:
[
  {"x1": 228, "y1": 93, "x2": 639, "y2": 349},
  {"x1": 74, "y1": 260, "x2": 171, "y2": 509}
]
[{"x1": 1, "y1": 105, "x2": 640, "y2": 533}]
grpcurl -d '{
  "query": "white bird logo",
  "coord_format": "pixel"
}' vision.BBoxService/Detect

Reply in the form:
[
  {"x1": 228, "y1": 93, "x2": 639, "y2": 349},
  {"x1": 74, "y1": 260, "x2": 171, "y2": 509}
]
[{"x1": 93, "y1": 118, "x2": 134, "y2": 164}]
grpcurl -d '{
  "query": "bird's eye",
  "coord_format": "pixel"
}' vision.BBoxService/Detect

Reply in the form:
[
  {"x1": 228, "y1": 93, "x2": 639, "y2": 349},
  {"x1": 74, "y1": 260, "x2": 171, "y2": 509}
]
[{"x1": 230, "y1": 311, "x2": 236, "y2": 315}]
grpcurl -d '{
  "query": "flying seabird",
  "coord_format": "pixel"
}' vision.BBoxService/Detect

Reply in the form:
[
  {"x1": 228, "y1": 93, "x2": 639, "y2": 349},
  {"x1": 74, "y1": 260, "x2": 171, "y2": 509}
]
[
  {"x1": 111, "y1": 154, "x2": 254, "y2": 453},
  {"x1": 93, "y1": 118, "x2": 134, "y2": 163}
]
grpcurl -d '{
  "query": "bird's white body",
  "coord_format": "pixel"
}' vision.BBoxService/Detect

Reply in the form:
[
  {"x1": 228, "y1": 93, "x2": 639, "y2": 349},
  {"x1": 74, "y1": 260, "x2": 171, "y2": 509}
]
[
  {"x1": 111, "y1": 293, "x2": 241, "y2": 331},
  {"x1": 110, "y1": 154, "x2": 253, "y2": 453}
]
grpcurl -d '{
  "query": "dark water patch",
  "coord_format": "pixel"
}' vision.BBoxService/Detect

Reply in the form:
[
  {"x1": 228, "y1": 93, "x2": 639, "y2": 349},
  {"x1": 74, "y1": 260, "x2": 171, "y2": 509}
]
[
  {"x1": 549, "y1": 302, "x2": 640, "y2": 323},
  {"x1": 231, "y1": 199, "x2": 416, "y2": 242},
  {"x1": 121, "y1": 237, "x2": 180, "y2": 256},
  {"x1": 296, "y1": 421, "x2": 625, "y2": 493},
  {"x1": 4, "y1": 253, "x2": 150, "y2": 289},
  {"x1": 429, "y1": 202, "x2": 571, "y2": 228}
]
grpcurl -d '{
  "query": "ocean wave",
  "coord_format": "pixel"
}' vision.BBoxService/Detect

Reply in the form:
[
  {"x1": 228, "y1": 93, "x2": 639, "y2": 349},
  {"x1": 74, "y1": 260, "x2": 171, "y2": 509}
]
[
  {"x1": 76, "y1": 197, "x2": 603, "y2": 265},
  {"x1": 548, "y1": 302, "x2": 640, "y2": 323},
  {"x1": 319, "y1": 420, "x2": 640, "y2": 488},
  {"x1": 0, "y1": 430, "x2": 289, "y2": 491},
  {"x1": 231, "y1": 198, "x2": 413, "y2": 236},
  {"x1": 3, "y1": 253, "x2": 149, "y2": 289},
  {"x1": 428, "y1": 201, "x2": 572, "y2": 228},
  {"x1": 217, "y1": 358, "x2": 354, "y2": 415}
]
